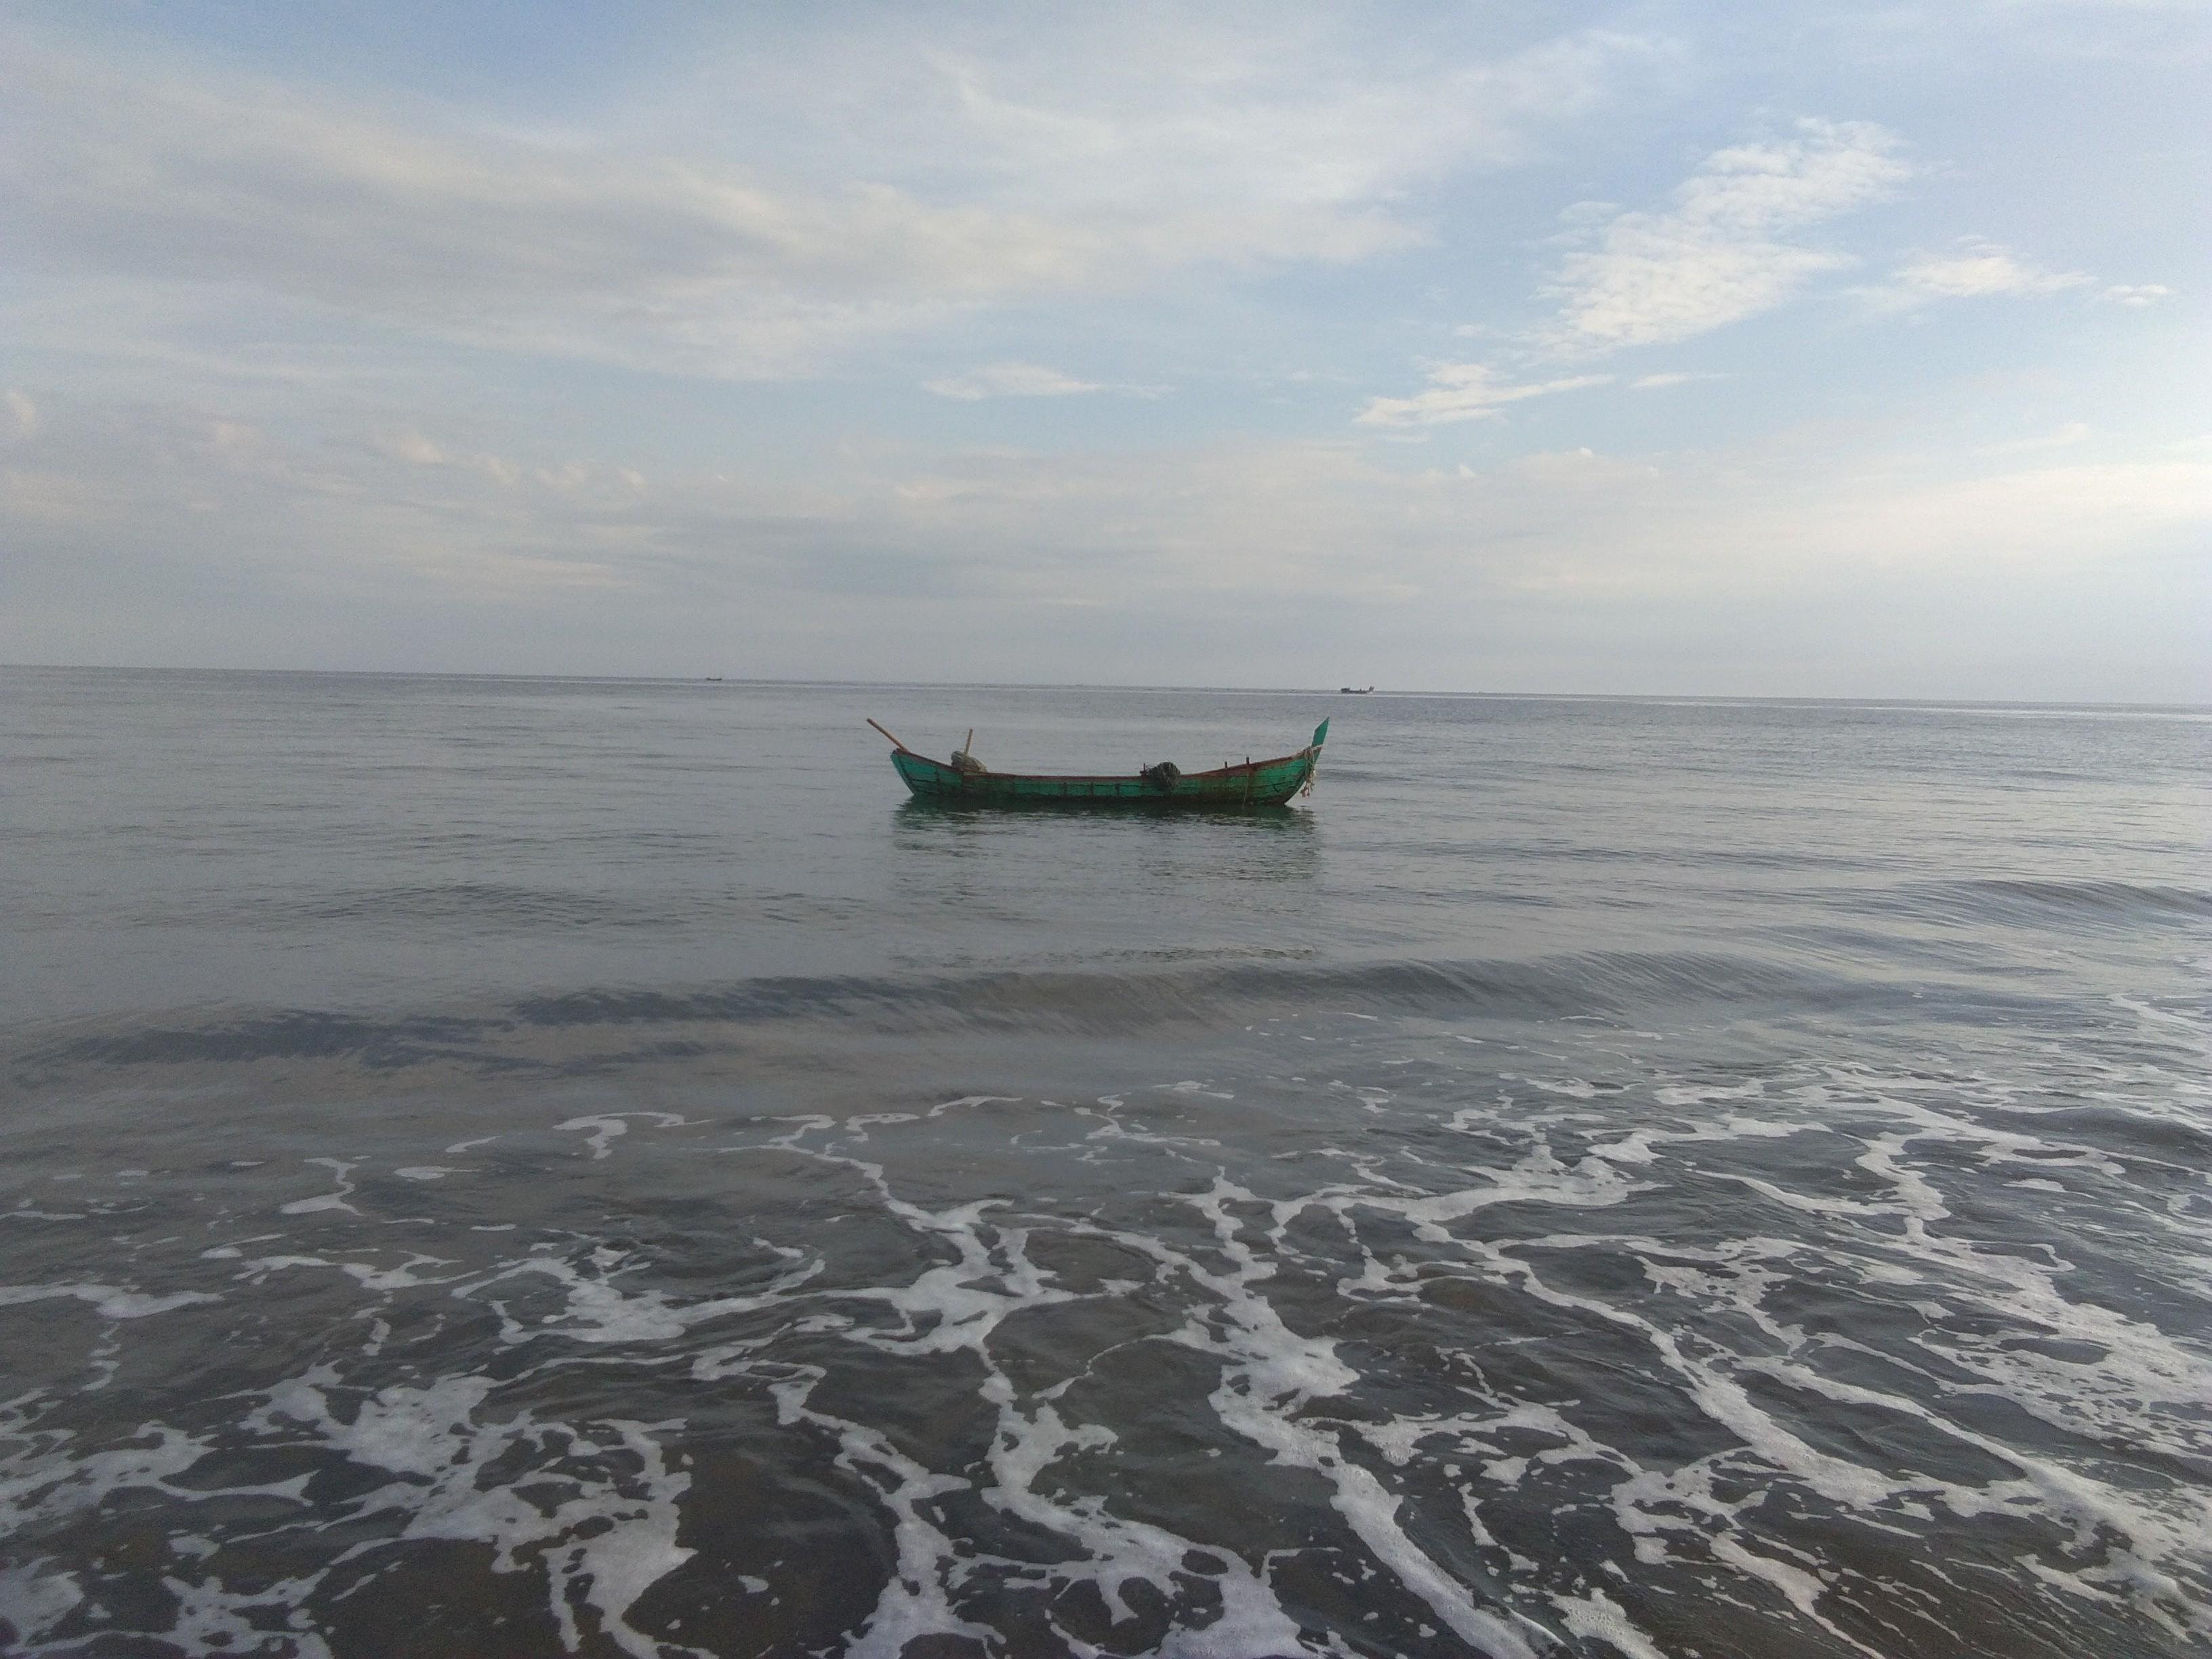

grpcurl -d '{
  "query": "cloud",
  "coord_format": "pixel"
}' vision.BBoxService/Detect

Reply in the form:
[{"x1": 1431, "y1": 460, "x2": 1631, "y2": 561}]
[
  {"x1": 1630, "y1": 371, "x2": 1725, "y2": 390},
  {"x1": 1355, "y1": 364, "x2": 1610, "y2": 427},
  {"x1": 24, "y1": 388, "x2": 2199, "y2": 615},
  {"x1": 8, "y1": 388, "x2": 2206, "y2": 696},
  {"x1": 371, "y1": 430, "x2": 447, "y2": 467},
  {"x1": 1, "y1": 41, "x2": 1122, "y2": 377},
  {"x1": 1376, "y1": 121, "x2": 1912, "y2": 434},
  {"x1": 906, "y1": 18, "x2": 1660, "y2": 211},
  {"x1": 1544, "y1": 119, "x2": 1910, "y2": 350},
  {"x1": 1978, "y1": 421, "x2": 2092, "y2": 453},
  {"x1": 924, "y1": 362, "x2": 1103, "y2": 401},
  {"x1": 0, "y1": 24, "x2": 1655, "y2": 380},
  {"x1": 4, "y1": 390, "x2": 37, "y2": 439},
  {"x1": 2102, "y1": 283, "x2": 2174, "y2": 307},
  {"x1": 1895, "y1": 239, "x2": 2091, "y2": 298}
]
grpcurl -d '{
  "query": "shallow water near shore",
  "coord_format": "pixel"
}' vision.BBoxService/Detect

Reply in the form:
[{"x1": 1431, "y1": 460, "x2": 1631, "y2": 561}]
[{"x1": 3, "y1": 668, "x2": 2209, "y2": 1658}]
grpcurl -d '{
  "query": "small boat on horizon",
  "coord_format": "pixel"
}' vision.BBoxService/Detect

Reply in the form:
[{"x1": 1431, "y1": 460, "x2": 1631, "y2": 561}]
[
  {"x1": 1340, "y1": 685, "x2": 1374, "y2": 694},
  {"x1": 868, "y1": 719, "x2": 1328, "y2": 809}
]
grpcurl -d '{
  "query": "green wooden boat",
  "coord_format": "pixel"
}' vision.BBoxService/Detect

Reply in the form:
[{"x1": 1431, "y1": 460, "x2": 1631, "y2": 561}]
[{"x1": 871, "y1": 718, "x2": 1328, "y2": 809}]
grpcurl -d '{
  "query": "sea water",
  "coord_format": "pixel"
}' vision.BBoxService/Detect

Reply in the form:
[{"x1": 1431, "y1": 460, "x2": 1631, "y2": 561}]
[{"x1": 2, "y1": 668, "x2": 2207, "y2": 1657}]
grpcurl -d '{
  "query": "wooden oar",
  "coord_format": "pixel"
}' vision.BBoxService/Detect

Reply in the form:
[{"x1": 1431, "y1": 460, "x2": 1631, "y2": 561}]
[{"x1": 866, "y1": 718, "x2": 910, "y2": 752}]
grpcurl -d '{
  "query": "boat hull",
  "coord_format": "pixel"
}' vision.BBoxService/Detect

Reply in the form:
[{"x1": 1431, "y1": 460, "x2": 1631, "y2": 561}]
[{"x1": 890, "y1": 743, "x2": 1320, "y2": 810}]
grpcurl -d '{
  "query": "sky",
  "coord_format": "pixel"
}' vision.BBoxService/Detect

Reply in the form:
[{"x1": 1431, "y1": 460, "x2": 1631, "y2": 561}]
[{"x1": 2, "y1": 1, "x2": 2206, "y2": 699}]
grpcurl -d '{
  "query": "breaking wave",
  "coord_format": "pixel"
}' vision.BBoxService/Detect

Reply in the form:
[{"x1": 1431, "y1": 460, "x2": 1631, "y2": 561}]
[{"x1": 3, "y1": 991, "x2": 2207, "y2": 1656}]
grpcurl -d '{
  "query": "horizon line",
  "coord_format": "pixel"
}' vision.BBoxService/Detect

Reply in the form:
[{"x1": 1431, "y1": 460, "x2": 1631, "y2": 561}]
[{"x1": 1, "y1": 661, "x2": 2205, "y2": 713}]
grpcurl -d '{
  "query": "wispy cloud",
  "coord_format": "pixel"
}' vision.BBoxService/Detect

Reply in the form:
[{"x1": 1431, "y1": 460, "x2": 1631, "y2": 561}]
[
  {"x1": 369, "y1": 430, "x2": 449, "y2": 468},
  {"x1": 1355, "y1": 364, "x2": 1610, "y2": 427},
  {"x1": 0, "y1": 24, "x2": 1656, "y2": 381},
  {"x1": 12, "y1": 388, "x2": 2206, "y2": 693},
  {"x1": 924, "y1": 362, "x2": 1103, "y2": 401},
  {"x1": 1978, "y1": 420, "x2": 2092, "y2": 454},
  {"x1": 1359, "y1": 119, "x2": 1900, "y2": 432},
  {"x1": 912, "y1": 19, "x2": 1656, "y2": 204},
  {"x1": 1630, "y1": 371, "x2": 1727, "y2": 390},
  {"x1": 1544, "y1": 119, "x2": 1910, "y2": 350},
  {"x1": 1894, "y1": 239, "x2": 2090, "y2": 298},
  {"x1": 2102, "y1": 283, "x2": 2173, "y2": 307}
]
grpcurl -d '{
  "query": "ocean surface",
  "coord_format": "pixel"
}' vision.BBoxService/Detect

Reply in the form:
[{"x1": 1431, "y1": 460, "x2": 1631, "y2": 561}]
[{"x1": 2, "y1": 666, "x2": 2209, "y2": 1659}]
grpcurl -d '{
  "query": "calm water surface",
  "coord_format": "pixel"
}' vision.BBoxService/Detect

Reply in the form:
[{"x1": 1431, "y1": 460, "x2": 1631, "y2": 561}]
[{"x1": 2, "y1": 668, "x2": 2209, "y2": 1658}]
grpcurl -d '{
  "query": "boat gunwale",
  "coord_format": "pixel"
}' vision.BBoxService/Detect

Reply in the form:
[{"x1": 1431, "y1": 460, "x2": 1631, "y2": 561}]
[{"x1": 889, "y1": 746, "x2": 1315, "y2": 785}]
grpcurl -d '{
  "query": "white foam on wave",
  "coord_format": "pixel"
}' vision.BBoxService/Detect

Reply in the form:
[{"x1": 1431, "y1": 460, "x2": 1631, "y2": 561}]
[
  {"x1": 0, "y1": 1561, "x2": 84, "y2": 1648},
  {"x1": 1153, "y1": 1178, "x2": 1547, "y2": 1659},
  {"x1": 157, "y1": 1570, "x2": 334, "y2": 1659},
  {"x1": 689, "y1": 1132, "x2": 1323, "y2": 1654},
  {"x1": 1248, "y1": 1041, "x2": 2212, "y2": 1648},
  {"x1": 1520, "y1": 1078, "x2": 1600, "y2": 1099},
  {"x1": 1582, "y1": 1113, "x2": 1805, "y2": 1170},
  {"x1": 1456, "y1": 1105, "x2": 2212, "y2": 1645},
  {"x1": 1740, "y1": 1351, "x2": 2212, "y2": 1639},
  {"x1": 0, "y1": 1283, "x2": 219, "y2": 1319},
  {"x1": 1330, "y1": 1081, "x2": 1395, "y2": 1115},
  {"x1": 1073, "y1": 1099, "x2": 1223, "y2": 1160},
  {"x1": 1653, "y1": 1081, "x2": 1766, "y2": 1107},
  {"x1": 556, "y1": 1111, "x2": 691, "y2": 1161},
  {"x1": 840, "y1": 1200, "x2": 1075, "y2": 1358},
  {"x1": 1167, "y1": 1080, "x2": 1237, "y2": 1099},
  {"x1": 760, "y1": 1364, "x2": 989, "y2": 1658},
  {"x1": 234, "y1": 1252, "x2": 464, "y2": 1295},
  {"x1": 460, "y1": 1244, "x2": 823, "y2": 1347},
  {"x1": 2115, "y1": 993, "x2": 2212, "y2": 1061},
  {"x1": 976, "y1": 1378, "x2": 1309, "y2": 1658},
  {"x1": 1764, "y1": 1076, "x2": 2212, "y2": 1471},
  {"x1": 277, "y1": 1157, "x2": 359, "y2": 1216},
  {"x1": 14, "y1": 1040, "x2": 2207, "y2": 1656},
  {"x1": 925, "y1": 1094, "x2": 1024, "y2": 1117},
  {"x1": 1357, "y1": 1399, "x2": 1629, "y2": 1494},
  {"x1": 1381, "y1": 1130, "x2": 1650, "y2": 1240},
  {"x1": 241, "y1": 1365, "x2": 704, "y2": 1659},
  {"x1": 1550, "y1": 1585, "x2": 1666, "y2": 1659},
  {"x1": 0, "y1": 1405, "x2": 304, "y2": 1547}
]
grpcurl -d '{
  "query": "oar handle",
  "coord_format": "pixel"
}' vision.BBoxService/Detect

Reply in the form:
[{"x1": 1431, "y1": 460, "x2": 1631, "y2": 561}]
[{"x1": 866, "y1": 718, "x2": 910, "y2": 752}]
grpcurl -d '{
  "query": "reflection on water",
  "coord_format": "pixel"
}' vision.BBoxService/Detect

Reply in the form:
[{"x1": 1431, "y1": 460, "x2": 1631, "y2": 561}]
[{"x1": 893, "y1": 796, "x2": 1323, "y2": 893}]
